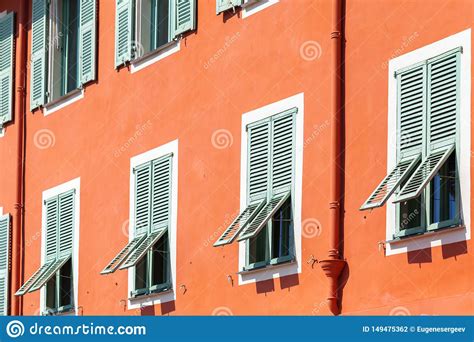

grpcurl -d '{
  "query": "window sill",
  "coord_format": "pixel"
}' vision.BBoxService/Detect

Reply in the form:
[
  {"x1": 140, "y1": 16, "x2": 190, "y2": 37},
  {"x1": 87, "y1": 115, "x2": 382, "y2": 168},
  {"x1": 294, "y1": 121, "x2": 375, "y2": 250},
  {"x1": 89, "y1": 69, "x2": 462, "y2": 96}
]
[
  {"x1": 387, "y1": 224, "x2": 466, "y2": 245},
  {"x1": 129, "y1": 286, "x2": 173, "y2": 302},
  {"x1": 43, "y1": 88, "x2": 84, "y2": 116},
  {"x1": 130, "y1": 40, "x2": 180, "y2": 74},
  {"x1": 42, "y1": 305, "x2": 75, "y2": 316},
  {"x1": 238, "y1": 257, "x2": 295, "y2": 275},
  {"x1": 241, "y1": 0, "x2": 279, "y2": 18}
]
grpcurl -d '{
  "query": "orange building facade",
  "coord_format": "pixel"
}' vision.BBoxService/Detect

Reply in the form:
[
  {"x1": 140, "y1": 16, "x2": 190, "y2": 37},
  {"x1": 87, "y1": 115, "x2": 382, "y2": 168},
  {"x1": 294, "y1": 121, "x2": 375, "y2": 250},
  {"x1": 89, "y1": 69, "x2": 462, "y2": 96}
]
[{"x1": 0, "y1": 0, "x2": 471, "y2": 316}]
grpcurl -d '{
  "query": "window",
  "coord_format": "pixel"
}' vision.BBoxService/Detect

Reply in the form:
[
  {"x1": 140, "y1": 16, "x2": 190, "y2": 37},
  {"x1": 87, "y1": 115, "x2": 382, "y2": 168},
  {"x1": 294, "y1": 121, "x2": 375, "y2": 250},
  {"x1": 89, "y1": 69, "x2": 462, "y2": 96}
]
[
  {"x1": 115, "y1": 0, "x2": 196, "y2": 67},
  {"x1": 101, "y1": 154, "x2": 173, "y2": 298},
  {"x1": 0, "y1": 214, "x2": 10, "y2": 316},
  {"x1": 361, "y1": 48, "x2": 461, "y2": 238},
  {"x1": 16, "y1": 190, "x2": 76, "y2": 315},
  {"x1": 214, "y1": 108, "x2": 296, "y2": 271},
  {"x1": 30, "y1": 0, "x2": 97, "y2": 110},
  {"x1": 0, "y1": 12, "x2": 14, "y2": 129}
]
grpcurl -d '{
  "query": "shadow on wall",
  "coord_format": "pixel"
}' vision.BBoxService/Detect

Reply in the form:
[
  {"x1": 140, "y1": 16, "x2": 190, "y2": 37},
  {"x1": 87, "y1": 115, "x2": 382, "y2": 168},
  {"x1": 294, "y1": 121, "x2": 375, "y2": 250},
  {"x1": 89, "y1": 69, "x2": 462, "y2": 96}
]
[
  {"x1": 407, "y1": 239, "x2": 468, "y2": 265},
  {"x1": 255, "y1": 274, "x2": 301, "y2": 294},
  {"x1": 139, "y1": 300, "x2": 176, "y2": 316}
]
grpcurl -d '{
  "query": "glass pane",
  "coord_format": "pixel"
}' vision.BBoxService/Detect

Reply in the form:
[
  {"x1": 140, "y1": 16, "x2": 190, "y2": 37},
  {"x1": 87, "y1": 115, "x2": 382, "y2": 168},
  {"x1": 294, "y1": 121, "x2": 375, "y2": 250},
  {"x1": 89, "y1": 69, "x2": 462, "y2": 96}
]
[
  {"x1": 398, "y1": 160, "x2": 422, "y2": 232},
  {"x1": 430, "y1": 153, "x2": 457, "y2": 224},
  {"x1": 134, "y1": 254, "x2": 148, "y2": 291},
  {"x1": 65, "y1": 0, "x2": 79, "y2": 93},
  {"x1": 45, "y1": 276, "x2": 56, "y2": 312},
  {"x1": 271, "y1": 197, "x2": 292, "y2": 259},
  {"x1": 248, "y1": 226, "x2": 268, "y2": 264},
  {"x1": 59, "y1": 258, "x2": 73, "y2": 308},
  {"x1": 151, "y1": 233, "x2": 169, "y2": 286},
  {"x1": 140, "y1": 0, "x2": 170, "y2": 54}
]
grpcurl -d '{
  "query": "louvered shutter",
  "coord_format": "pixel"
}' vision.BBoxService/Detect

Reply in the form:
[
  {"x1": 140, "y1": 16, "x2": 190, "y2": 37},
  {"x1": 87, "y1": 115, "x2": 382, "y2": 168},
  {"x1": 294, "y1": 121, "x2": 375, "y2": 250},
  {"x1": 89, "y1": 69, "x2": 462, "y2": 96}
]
[
  {"x1": 248, "y1": 120, "x2": 270, "y2": 202},
  {"x1": 0, "y1": 215, "x2": 10, "y2": 315},
  {"x1": 0, "y1": 13, "x2": 14, "y2": 126},
  {"x1": 79, "y1": 0, "x2": 97, "y2": 84},
  {"x1": 134, "y1": 162, "x2": 152, "y2": 236},
  {"x1": 119, "y1": 228, "x2": 167, "y2": 269},
  {"x1": 15, "y1": 263, "x2": 53, "y2": 296},
  {"x1": 172, "y1": 0, "x2": 196, "y2": 37},
  {"x1": 394, "y1": 49, "x2": 460, "y2": 203},
  {"x1": 115, "y1": 0, "x2": 133, "y2": 67},
  {"x1": 30, "y1": 0, "x2": 47, "y2": 110},
  {"x1": 45, "y1": 197, "x2": 59, "y2": 262},
  {"x1": 238, "y1": 191, "x2": 290, "y2": 241},
  {"x1": 100, "y1": 235, "x2": 146, "y2": 274},
  {"x1": 271, "y1": 109, "x2": 296, "y2": 195},
  {"x1": 360, "y1": 64, "x2": 425, "y2": 210},
  {"x1": 58, "y1": 191, "x2": 74, "y2": 258},
  {"x1": 28, "y1": 257, "x2": 69, "y2": 293},
  {"x1": 216, "y1": 0, "x2": 243, "y2": 14},
  {"x1": 151, "y1": 156, "x2": 172, "y2": 231}
]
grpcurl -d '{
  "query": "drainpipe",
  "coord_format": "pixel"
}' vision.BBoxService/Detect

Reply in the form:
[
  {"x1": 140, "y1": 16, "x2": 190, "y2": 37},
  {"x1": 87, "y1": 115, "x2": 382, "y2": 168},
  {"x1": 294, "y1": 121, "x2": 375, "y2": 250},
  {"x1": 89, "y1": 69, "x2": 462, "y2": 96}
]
[
  {"x1": 319, "y1": 0, "x2": 347, "y2": 316},
  {"x1": 11, "y1": 0, "x2": 28, "y2": 316}
]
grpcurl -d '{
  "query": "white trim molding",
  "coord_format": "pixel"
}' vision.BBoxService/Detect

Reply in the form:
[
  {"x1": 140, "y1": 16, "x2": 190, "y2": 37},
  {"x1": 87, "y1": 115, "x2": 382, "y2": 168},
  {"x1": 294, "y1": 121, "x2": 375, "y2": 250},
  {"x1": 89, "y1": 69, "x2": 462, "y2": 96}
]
[
  {"x1": 238, "y1": 93, "x2": 304, "y2": 285},
  {"x1": 130, "y1": 41, "x2": 180, "y2": 74},
  {"x1": 43, "y1": 89, "x2": 84, "y2": 116},
  {"x1": 127, "y1": 139, "x2": 179, "y2": 309},
  {"x1": 386, "y1": 29, "x2": 471, "y2": 256},
  {"x1": 39, "y1": 177, "x2": 81, "y2": 315},
  {"x1": 242, "y1": 0, "x2": 279, "y2": 18}
]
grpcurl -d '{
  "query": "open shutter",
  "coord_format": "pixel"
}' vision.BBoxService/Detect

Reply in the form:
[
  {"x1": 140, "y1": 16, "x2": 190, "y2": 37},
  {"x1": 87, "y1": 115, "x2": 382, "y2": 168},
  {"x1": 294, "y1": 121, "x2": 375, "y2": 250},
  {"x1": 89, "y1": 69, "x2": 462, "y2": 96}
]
[
  {"x1": 213, "y1": 199, "x2": 266, "y2": 247},
  {"x1": 58, "y1": 191, "x2": 74, "y2": 258},
  {"x1": 115, "y1": 0, "x2": 133, "y2": 67},
  {"x1": 15, "y1": 262, "x2": 53, "y2": 296},
  {"x1": 134, "y1": 162, "x2": 152, "y2": 235},
  {"x1": 172, "y1": 0, "x2": 196, "y2": 37},
  {"x1": 0, "y1": 215, "x2": 10, "y2": 315},
  {"x1": 394, "y1": 50, "x2": 459, "y2": 204},
  {"x1": 30, "y1": 0, "x2": 47, "y2": 110},
  {"x1": 79, "y1": 0, "x2": 97, "y2": 84},
  {"x1": 216, "y1": 0, "x2": 243, "y2": 14},
  {"x1": 28, "y1": 256, "x2": 69, "y2": 293},
  {"x1": 360, "y1": 64, "x2": 426, "y2": 210},
  {"x1": 360, "y1": 155, "x2": 421, "y2": 210},
  {"x1": 238, "y1": 191, "x2": 291, "y2": 241},
  {"x1": 271, "y1": 109, "x2": 296, "y2": 194},
  {"x1": 151, "y1": 156, "x2": 172, "y2": 231},
  {"x1": 0, "y1": 13, "x2": 14, "y2": 126},
  {"x1": 100, "y1": 235, "x2": 146, "y2": 274},
  {"x1": 119, "y1": 227, "x2": 167, "y2": 269}
]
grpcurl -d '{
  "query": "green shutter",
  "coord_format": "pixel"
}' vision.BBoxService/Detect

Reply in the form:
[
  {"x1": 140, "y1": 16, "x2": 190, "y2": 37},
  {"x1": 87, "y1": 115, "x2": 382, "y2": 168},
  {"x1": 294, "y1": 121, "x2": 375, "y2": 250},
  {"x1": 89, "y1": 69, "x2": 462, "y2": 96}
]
[
  {"x1": 0, "y1": 215, "x2": 10, "y2": 315},
  {"x1": 45, "y1": 197, "x2": 59, "y2": 262},
  {"x1": 172, "y1": 0, "x2": 196, "y2": 37},
  {"x1": 248, "y1": 120, "x2": 270, "y2": 202},
  {"x1": 427, "y1": 49, "x2": 459, "y2": 150},
  {"x1": 119, "y1": 227, "x2": 167, "y2": 269},
  {"x1": 15, "y1": 262, "x2": 53, "y2": 296},
  {"x1": 0, "y1": 13, "x2": 14, "y2": 126},
  {"x1": 28, "y1": 256, "x2": 69, "y2": 293},
  {"x1": 134, "y1": 162, "x2": 152, "y2": 236},
  {"x1": 100, "y1": 235, "x2": 147, "y2": 274},
  {"x1": 213, "y1": 199, "x2": 266, "y2": 247},
  {"x1": 30, "y1": 0, "x2": 47, "y2": 110},
  {"x1": 238, "y1": 191, "x2": 291, "y2": 241},
  {"x1": 216, "y1": 0, "x2": 243, "y2": 14},
  {"x1": 360, "y1": 155, "x2": 421, "y2": 210},
  {"x1": 271, "y1": 109, "x2": 296, "y2": 194},
  {"x1": 151, "y1": 156, "x2": 172, "y2": 231},
  {"x1": 115, "y1": 0, "x2": 133, "y2": 67},
  {"x1": 58, "y1": 191, "x2": 75, "y2": 258},
  {"x1": 79, "y1": 0, "x2": 97, "y2": 84},
  {"x1": 394, "y1": 144, "x2": 455, "y2": 203}
]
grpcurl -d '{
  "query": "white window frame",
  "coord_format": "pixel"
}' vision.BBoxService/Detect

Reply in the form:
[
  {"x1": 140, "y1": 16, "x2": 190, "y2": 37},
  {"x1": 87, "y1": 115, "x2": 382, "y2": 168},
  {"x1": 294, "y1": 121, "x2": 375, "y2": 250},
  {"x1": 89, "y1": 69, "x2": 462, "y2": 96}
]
[
  {"x1": 241, "y1": 0, "x2": 279, "y2": 18},
  {"x1": 39, "y1": 177, "x2": 80, "y2": 315},
  {"x1": 385, "y1": 29, "x2": 471, "y2": 256},
  {"x1": 127, "y1": 139, "x2": 178, "y2": 309},
  {"x1": 238, "y1": 93, "x2": 304, "y2": 285}
]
